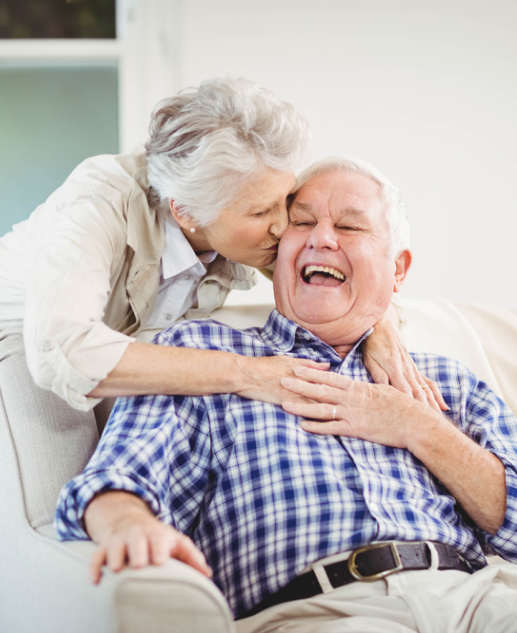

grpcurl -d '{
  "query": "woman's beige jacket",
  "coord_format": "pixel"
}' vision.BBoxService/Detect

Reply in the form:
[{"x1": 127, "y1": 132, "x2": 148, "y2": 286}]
[{"x1": 0, "y1": 147, "x2": 257, "y2": 410}]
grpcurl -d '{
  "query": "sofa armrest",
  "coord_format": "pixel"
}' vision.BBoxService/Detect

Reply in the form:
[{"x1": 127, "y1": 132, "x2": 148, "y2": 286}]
[
  {"x1": 1, "y1": 520, "x2": 234, "y2": 633},
  {"x1": 112, "y1": 560, "x2": 235, "y2": 633},
  {"x1": 53, "y1": 534, "x2": 235, "y2": 633}
]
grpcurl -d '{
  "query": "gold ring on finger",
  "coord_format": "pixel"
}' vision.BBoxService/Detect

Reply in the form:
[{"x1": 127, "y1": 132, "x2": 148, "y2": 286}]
[
  {"x1": 420, "y1": 383, "x2": 430, "y2": 390},
  {"x1": 332, "y1": 405, "x2": 337, "y2": 420}
]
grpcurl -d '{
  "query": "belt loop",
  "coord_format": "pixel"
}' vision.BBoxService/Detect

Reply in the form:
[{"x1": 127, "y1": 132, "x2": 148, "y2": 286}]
[
  {"x1": 425, "y1": 541, "x2": 440, "y2": 571},
  {"x1": 312, "y1": 563, "x2": 334, "y2": 593}
]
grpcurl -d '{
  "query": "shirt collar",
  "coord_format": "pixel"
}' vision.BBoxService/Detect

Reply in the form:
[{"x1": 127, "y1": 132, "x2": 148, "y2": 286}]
[
  {"x1": 261, "y1": 309, "x2": 373, "y2": 362},
  {"x1": 162, "y1": 217, "x2": 217, "y2": 279}
]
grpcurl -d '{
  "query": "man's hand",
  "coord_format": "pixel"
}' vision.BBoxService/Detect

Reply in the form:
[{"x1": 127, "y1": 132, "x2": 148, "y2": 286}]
[
  {"x1": 281, "y1": 365, "x2": 506, "y2": 535},
  {"x1": 84, "y1": 491, "x2": 212, "y2": 584},
  {"x1": 235, "y1": 354, "x2": 330, "y2": 406},
  {"x1": 280, "y1": 365, "x2": 435, "y2": 449}
]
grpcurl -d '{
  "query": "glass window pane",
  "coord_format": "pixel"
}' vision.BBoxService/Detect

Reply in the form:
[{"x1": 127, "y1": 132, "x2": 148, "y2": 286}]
[
  {"x1": 0, "y1": 0, "x2": 116, "y2": 39},
  {"x1": 0, "y1": 65, "x2": 119, "y2": 237}
]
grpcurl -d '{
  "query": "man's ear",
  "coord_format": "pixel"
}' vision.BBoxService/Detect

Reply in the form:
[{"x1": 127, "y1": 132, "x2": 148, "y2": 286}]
[
  {"x1": 170, "y1": 200, "x2": 197, "y2": 232},
  {"x1": 393, "y1": 250, "x2": 412, "y2": 293}
]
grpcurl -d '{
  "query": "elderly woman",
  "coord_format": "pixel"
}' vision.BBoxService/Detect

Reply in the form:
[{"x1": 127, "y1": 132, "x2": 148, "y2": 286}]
[{"x1": 0, "y1": 76, "x2": 438, "y2": 412}]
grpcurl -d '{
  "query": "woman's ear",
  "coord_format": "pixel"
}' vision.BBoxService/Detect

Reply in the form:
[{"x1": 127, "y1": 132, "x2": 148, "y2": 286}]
[
  {"x1": 393, "y1": 250, "x2": 412, "y2": 293},
  {"x1": 170, "y1": 200, "x2": 197, "y2": 232}
]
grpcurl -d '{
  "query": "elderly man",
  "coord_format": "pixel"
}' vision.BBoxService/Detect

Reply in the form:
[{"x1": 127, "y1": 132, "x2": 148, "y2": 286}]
[{"x1": 55, "y1": 158, "x2": 517, "y2": 632}]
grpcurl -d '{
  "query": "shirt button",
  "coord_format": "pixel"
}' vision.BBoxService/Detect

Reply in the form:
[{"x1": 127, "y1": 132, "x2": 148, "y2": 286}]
[
  {"x1": 164, "y1": 314, "x2": 173, "y2": 321},
  {"x1": 39, "y1": 338, "x2": 55, "y2": 352},
  {"x1": 184, "y1": 275, "x2": 193, "y2": 281},
  {"x1": 303, "y1": 333, "x2": 311, "y2": 340}
]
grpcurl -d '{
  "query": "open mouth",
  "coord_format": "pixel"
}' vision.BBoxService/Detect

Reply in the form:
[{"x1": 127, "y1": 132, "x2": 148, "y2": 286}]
[{"x1": 302, "y1": 265, "x2": 346, "y2": 286}]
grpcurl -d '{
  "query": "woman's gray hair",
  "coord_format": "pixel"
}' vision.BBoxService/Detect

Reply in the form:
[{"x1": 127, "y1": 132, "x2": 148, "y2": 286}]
[
  {"x1": 145, "y1": 77, "x2": 311, "y2": 226},
  {"x1": 295, "y1": 157, "x2": 410, "y2": 257}
]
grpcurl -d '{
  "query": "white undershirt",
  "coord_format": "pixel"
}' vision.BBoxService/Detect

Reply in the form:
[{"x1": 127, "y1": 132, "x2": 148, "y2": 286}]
[{"x1": 144, "y1": 218, "x2": 217, "y2": 330}]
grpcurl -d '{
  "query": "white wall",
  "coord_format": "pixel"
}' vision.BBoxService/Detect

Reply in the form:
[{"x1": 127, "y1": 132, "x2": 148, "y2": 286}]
[{"x1": 168, "y1": 0, "x2": 517, "y2": 309}]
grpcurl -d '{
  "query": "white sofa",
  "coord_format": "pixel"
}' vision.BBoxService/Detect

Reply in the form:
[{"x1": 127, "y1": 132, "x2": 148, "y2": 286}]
[
  {"x1": 0, "y1": 331, "x2": 234, "y2": 633},
  {"x1": 1, "y1": 298, "x2": 516, "y2": 633}
]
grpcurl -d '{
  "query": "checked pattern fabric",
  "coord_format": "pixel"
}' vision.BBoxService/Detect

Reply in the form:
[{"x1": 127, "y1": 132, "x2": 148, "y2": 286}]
[{"x1": 55, "y1": 309, "x2": 517, "y2": 618}]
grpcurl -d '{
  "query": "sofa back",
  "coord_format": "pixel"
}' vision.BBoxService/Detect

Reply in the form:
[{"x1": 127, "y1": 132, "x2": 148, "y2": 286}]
[{"x1": 0, "y1": 331, "x2": 105, "y2": 528}]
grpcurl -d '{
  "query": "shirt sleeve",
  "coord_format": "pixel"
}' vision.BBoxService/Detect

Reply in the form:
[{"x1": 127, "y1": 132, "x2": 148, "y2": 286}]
[
  {"x1": 54, "y1": 388, "x2": 213, "y2": 540},
  {"x1": 23, "y1": 188, "x2": 134, "y2": 411},
  {"x1": 458, "y1": 370, "x2": 517, "y2": 561}
]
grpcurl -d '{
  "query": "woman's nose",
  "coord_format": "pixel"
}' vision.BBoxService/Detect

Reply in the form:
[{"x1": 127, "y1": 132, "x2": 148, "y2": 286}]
[
  {"x1": 270, "y1": 207, "x2": 289, "y2": 240},
  {"x1": 306, "y1": 220, "x2": 338, "y2": 250}
]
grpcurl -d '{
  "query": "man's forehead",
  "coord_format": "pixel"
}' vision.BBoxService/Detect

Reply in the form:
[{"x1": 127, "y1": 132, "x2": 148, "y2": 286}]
[
  {"x1": 292, "y1": 171, "x2": 383, "y2": 218},
  {"x1": 290, "y1": 199, "x2": 370, "y2": 220}
]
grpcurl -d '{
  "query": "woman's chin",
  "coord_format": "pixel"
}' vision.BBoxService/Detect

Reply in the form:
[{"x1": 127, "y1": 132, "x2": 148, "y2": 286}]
[
  {"x1": 223, "y1": 247, "x2": 277, "y2": 269},
  {"x1": 261, "y1": 252, "x2": 278, "y2": 267},
  {"x1": 247, "y1": 252, "x2": 277, "y2": 268}
]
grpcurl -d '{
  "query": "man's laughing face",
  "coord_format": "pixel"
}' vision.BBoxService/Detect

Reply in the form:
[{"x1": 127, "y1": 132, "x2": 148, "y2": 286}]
[{"x1": 273, "y1": 169, "x2": 410, "y2": 349}]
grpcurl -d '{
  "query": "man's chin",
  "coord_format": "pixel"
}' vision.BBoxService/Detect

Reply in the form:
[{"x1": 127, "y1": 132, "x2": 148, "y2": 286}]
[
  {"x1": 290, "y1": 289, "x2": 353, "y2": 322},
  {"x1": 280, "y1": 304, "x2": 348, "y2": 328}
]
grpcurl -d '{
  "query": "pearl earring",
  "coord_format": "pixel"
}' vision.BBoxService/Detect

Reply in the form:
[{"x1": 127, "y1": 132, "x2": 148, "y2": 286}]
[{"x1": 189, "y1": 227, "x2": 196, "y2": 234}]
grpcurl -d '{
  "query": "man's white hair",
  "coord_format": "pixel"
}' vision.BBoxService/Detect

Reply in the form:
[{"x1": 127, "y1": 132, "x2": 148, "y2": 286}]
[
  {"x1": 295, "y1": 156, "x2": 410, "y2": 257},
  {"x1": 145, "y1": 76, "x2": 311, "y2": 226}
]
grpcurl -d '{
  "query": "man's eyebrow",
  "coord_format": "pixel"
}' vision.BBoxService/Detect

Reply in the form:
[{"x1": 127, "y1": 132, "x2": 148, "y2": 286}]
[
  {"x1": 339, "y1": 207, "x2": 368, "y2": 219},
  {"x1": 290, "y1": 203, "x2": 369, "y2": 219},
  {"x1": 289, "y1": 201, "x2": 313, "y2": 212}
]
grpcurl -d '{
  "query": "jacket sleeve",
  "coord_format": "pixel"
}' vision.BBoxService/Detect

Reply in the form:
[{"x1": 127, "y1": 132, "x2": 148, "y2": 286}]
[{"x1": 23, "y1": 186, "x2": 135, "y2": 411}]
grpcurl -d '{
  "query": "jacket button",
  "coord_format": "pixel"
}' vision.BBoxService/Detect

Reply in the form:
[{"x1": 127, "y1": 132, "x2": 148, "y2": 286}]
[{"x1": 39, "y1": 338, "x2": 55, "y2": 352}]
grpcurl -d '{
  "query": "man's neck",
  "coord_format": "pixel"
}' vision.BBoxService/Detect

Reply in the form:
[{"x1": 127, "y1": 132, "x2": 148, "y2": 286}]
[{"x1": 332, "y1": 344, "x2": 354, "y2": 359}]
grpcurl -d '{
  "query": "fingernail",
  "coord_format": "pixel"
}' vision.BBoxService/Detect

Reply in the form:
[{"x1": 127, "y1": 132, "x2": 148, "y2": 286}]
[{"x1": 195, "y1": 550, "x2": 209, "y2": 566}]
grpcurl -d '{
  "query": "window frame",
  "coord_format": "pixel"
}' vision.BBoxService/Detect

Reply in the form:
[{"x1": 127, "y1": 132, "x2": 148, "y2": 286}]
[{"x1": 0, "y1": 0, "x2": 179, "y2": 151}]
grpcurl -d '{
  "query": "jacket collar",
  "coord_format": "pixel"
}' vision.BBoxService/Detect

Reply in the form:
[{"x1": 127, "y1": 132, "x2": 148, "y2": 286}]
[{"x1": 122, "y1": 153, "x2": 257, "y2": 329}]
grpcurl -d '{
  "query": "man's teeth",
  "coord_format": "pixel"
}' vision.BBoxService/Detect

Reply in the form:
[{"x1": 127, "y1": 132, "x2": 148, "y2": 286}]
[{"x1": 303, "y1": 265, "x2": 345, "y2": 281}]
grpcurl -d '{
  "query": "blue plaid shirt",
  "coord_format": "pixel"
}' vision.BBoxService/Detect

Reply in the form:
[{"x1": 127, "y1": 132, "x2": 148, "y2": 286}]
[{"x1": 55, "y1": 309, "x2": 517, "y2": 618}]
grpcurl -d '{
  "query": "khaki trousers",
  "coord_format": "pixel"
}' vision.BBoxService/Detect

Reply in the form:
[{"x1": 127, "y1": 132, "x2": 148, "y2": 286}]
[{"x1": 236, "y1": 561, "x2": 517, "y2": 633}]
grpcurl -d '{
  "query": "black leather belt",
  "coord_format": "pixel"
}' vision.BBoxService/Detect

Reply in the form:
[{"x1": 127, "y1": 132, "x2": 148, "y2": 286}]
[{"x1": 241, "y1": 541, "x2": 473, "y2": 619}]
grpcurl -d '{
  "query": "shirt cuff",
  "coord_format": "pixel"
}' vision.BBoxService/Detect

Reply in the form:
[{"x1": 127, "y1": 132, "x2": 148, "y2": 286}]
[
  {"x1": 484, "y1": 457, "x2": 517, "y2": 561},
  {"x1": 54, "y1": 468, "x2": 165, "y2": 541},
  {"x1": 27, "y1": 327, "x2": 133, "y2": 411}
]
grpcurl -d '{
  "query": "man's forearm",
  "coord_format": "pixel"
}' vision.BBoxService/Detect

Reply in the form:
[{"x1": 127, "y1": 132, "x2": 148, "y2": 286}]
[
  {"x1": 408, "y1": 412, "x2": 506, "y2": 534},
  {"x1": 281, "y1": 366, "x2": 507, "y2": 535}
]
